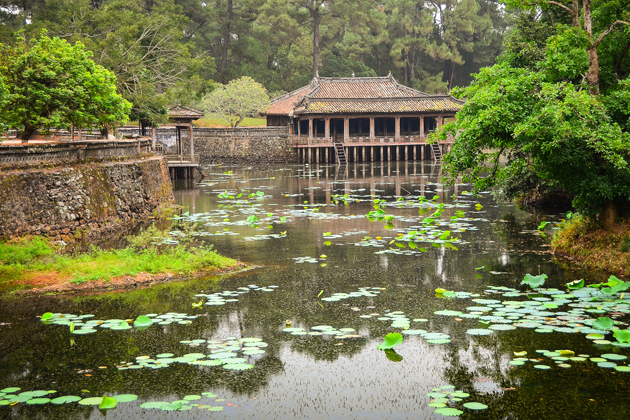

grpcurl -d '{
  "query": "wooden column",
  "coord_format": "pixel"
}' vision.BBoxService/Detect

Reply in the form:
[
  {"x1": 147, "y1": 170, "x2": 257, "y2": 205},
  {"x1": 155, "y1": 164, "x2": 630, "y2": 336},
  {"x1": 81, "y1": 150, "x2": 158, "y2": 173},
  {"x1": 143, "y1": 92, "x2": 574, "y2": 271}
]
[
  {"x1": 344, "y1": 117, "x2": 349, "y2": 141},
  {"x1": 413, "y1": 145, "x2": 417, "y2": 160},
  {"x1": 395, "y1": 116, "x2": 401, "y2": 140},
  {"x1": 354, "y1": 147, "x2": 357, "y2": 162},
  {"x1": 189, "y1": 123, "x2": 194, "y2": 160},
  {"x1": 380, "y1": 146, "x2": 384, "y2": 162},
  {"x1": 316, "y1": 147, "x2": 320, "y2": 163},
  {"x1": 362, "y1": 146, "x2": 365, "y2": 163},
  {"x1": 325, "y1": 117, "x2": 330, "y2": 140},
  {"x1": 370, "y1": 117, "x2": 375, "y2": 140},
  {"x1": 438, "y1": 114, "x2": 443, "y2": 129},
  {"x1": 405, "y1": 146, "x2": 408, "y2": 161},
  {"x1": 308, "y1": 117, "x2": 313, "y2": 140},
  {"x1": 297, "y1": 119, "x2": 301, "y2": 136},
  {"x1": 314, "y1": 119, "x2": 318, "y2": 138},
  {"x1": 420, "y1": 117, "x2": 424, "y2": 137}
]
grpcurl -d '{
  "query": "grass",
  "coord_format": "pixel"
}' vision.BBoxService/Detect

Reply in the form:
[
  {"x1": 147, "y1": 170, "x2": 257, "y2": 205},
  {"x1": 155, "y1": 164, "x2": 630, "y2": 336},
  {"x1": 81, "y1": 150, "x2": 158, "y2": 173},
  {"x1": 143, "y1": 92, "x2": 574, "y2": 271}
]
[
  {"x1": 194, "y1": 115, "x2": 267, "y2": 128},
  {"x1": 552, "y1": 215, "x2": 630, "y2": 275},
  {"x1": 0, "y1": 226, "x2": 238, "y2": 286}
]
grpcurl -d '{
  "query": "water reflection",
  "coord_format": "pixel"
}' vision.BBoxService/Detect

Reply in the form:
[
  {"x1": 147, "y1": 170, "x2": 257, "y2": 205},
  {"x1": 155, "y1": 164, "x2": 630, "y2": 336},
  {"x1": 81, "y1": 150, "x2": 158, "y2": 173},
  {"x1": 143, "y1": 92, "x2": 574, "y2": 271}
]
[{"x1": 0, "y1": 162, "x2": 622, "y2": 420}]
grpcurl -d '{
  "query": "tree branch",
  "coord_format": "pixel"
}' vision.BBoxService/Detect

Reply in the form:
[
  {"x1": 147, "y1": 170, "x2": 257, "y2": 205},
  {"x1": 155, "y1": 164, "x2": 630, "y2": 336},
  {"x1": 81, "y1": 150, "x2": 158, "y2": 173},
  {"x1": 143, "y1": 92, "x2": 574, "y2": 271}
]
[
  {"x1": 546, "y1": 1, "x2": 573, "y2": 14},
  {"x1": 593, "y1": 20, "x2": 630, "y2": 49}
]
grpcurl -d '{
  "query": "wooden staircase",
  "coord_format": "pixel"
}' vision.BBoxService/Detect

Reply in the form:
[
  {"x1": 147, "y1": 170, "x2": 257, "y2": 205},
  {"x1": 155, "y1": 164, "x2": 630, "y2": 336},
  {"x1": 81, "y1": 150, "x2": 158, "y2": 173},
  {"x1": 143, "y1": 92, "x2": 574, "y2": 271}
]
[
  {"x1": 430, "y1": 143, "x2": 443, "y2": 162},
  {"x1": 334, "y1": 143, "x2": 348, "y2": 164}
]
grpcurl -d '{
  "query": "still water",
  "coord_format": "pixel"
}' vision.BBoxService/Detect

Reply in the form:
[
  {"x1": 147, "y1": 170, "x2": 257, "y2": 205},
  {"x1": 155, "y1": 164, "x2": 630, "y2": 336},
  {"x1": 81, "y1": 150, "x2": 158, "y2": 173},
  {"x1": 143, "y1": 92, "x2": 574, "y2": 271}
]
[{"x1": 0, "y1": 162, "x2": 627, "y2": 420}]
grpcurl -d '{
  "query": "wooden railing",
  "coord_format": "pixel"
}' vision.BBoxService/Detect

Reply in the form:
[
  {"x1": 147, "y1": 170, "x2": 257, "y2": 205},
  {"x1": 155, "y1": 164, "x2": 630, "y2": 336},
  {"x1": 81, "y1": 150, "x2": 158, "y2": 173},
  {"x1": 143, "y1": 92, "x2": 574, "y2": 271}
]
[
  {"x1": 289, "y1": 134, "x2": 454, "y2": 146},
  {"x1": 165, "y1": 154, "x2": 200, "y2": 163}
]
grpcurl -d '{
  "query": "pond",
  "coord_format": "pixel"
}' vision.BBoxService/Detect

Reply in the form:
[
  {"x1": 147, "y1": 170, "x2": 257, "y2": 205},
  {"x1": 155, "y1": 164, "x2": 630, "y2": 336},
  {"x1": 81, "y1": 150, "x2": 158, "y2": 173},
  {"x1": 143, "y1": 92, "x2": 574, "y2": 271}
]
[{"x1": 1, "y1": 161, "x2": 628, "y2": 419}]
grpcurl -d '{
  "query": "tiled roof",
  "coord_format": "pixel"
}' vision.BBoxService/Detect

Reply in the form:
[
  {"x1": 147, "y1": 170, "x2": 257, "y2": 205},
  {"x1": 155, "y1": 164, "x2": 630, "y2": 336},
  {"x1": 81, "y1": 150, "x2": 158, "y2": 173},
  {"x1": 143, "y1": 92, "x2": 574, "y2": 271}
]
[
  {"x1": 266, "y1": 85, "x2": 311, "y2": 115},
  {"x1": 296, "y1": 97, "x2": 462, "y2": 114},
  {"x1": 311, "y1": 76, "x2": 426, "y2": 99},
  {"x1": 267, "y1": 75, "x2": 462, "y2": 116},
  {"x1": 169, "y1": 106, "x2": 204, "y2": 119}
]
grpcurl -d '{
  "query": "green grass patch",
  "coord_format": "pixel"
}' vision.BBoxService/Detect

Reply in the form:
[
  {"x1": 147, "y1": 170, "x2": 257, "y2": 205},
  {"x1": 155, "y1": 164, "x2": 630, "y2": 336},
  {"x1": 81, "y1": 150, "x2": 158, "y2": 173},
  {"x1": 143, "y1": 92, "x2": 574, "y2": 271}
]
[
  {"x1": 195, "y1": 115, "x2": 267, "y2": 128},
  {"x1": 0, "y1": 227, "x2": 238, "y2": 286}
]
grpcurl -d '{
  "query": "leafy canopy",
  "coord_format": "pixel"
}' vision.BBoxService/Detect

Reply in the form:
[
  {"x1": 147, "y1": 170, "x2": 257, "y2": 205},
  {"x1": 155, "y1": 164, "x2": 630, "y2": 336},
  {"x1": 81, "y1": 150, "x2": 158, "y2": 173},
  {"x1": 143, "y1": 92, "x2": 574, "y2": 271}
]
[
  {"x1": 0, "y1": 30, "x2": 130, "y2": 140},
  {"x1": 203, "y1": 76, "x2": 269, "y2": 128},
  {"x1": 437, "y1": 18, "x2": 630, "y2": 217}
]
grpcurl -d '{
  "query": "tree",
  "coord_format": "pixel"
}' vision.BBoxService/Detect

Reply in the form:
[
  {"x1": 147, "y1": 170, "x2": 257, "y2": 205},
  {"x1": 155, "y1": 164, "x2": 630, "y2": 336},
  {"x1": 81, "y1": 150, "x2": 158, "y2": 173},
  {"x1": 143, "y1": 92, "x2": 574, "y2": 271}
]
[
  {"x1": 0, "y1": 31, "x2": 131, "y2": 141},
  {"x1": 202, "y1": 76, "x2": 269, "y2": 128},
  {"x1": 437, "y1": 2, "x2": 630, "y2": 225}
]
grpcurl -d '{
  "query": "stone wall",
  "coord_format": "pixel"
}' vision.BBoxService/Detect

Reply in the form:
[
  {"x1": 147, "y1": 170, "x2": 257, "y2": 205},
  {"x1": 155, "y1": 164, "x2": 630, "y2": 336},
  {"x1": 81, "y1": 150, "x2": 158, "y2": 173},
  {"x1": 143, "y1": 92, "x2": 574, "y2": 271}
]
[
  {"x1": 118, "y1": 127, "x2": 295, "y2": 163},
  {"x1": 0, "y1": 156, "x2": 173, "y2": 241},
  {"x1": 0, "y1": 139, "x2": 152, "y2": 169}
]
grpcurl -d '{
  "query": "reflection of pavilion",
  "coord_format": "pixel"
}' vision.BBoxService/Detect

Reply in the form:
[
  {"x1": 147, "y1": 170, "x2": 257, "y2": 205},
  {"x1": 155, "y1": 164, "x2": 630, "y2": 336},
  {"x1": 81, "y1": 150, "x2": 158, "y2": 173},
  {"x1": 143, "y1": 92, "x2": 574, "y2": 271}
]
[{"x1": 266, "y1": 74, "x2": 463, "y2": 163}]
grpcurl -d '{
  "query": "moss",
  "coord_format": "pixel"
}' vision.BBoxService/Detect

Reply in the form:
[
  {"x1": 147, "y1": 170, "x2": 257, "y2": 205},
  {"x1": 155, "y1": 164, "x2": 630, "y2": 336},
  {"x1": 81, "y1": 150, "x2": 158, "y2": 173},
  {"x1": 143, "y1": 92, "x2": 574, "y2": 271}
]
[
  {"x1": 552, "y1": 216, "x2": 630, "y2": 275},
  {"x1": 0, "y1": 227, "x2": 238, "y2": 287}
]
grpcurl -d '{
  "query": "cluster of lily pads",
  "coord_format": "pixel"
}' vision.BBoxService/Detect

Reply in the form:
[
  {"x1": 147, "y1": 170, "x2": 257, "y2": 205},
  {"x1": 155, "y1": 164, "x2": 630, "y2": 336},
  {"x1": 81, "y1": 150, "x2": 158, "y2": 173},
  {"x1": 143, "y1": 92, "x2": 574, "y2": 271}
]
[
  {"x1": 283, "y1": 325, "x2": 362, "y2": 339},
  {"x1": 509, "y1": 349, "x2": 630, "y2": 372},
  {"x1": 0, "y1": 387, "x2": 137, "y2": 409},
  {"x1": 140, "y1": 391, "x2": 227, "y2": 412},
  {"x1": 425, "y1": 385, "x2": 488, "y2": 417},
  {"x1": 430, "y1": 274, "x2": 630, "y2": 347},
  {"x1": 41, "y1": 312, "x2": 198, "y2": 334},
  {"x1": 117, "y1": 337, "x2": 266, "y2": 371},
  {"x1": 320, "y1": 287, "x2": 383, "y2": 302},
  {"x1": 194, "y1": 285, "x2": 278, "y2": 306}
]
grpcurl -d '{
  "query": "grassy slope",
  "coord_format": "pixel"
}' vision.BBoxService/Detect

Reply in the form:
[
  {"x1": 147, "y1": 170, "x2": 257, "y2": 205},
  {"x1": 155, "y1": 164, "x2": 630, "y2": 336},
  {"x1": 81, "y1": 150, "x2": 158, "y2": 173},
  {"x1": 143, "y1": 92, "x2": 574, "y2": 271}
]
[
  {"x1": 552, "y1": 217, "x2": 630, "y2": 275},
  {"x1": 0, "y1": 236, "x2": 238, "y2": 285}
]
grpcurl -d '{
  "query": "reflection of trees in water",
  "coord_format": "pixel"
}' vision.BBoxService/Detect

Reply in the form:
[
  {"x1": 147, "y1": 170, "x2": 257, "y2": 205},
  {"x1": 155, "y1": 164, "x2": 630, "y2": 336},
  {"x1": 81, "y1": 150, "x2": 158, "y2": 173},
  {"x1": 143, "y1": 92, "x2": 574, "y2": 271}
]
[{"x1": 289, "y1": 336, "x2": 367, "y2": 362}]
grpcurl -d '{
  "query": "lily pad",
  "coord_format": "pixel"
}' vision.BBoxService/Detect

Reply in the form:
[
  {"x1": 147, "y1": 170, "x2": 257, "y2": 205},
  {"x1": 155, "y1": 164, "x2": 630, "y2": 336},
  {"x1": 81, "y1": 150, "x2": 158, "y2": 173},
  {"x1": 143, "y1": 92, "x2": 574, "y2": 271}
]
[
  {"x1": 434, "y1": 407, "x2": 464, "y2": 416},
  {"x1": 466, "y1": 329, "x2": 493, "y2": 336},
  {"x1": 78, "y1": 397, "x2": 104, "y2": 406},
  {"x1": 377, "y1": 332, "x2": 403, "y2": 350},
  {"x1": 51, "y1": 395, "x2": 81, "y2": 404},
  {"x1": 464, "y1": 402, "x2": 488, "y2": 410},
  {"x1": 99, "y1": 395, "x2": 117, "y2": 409},
  {"x1": 26, "y1": 398, "x2": 51, "y2": 405},
  {"x1": 114, "y1": 394, "x2": 138, "y2": 403}
]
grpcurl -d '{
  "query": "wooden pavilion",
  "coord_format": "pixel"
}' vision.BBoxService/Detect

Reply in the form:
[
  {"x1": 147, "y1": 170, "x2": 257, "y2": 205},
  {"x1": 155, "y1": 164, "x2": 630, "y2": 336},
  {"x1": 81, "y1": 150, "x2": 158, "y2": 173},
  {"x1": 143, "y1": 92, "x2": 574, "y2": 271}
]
[
  {"x1": 265, "y1": 74, "x2": 463, "y2": 163},
  {"x1": 166, "y1": 106, "x2": 204, "y2": 178}
]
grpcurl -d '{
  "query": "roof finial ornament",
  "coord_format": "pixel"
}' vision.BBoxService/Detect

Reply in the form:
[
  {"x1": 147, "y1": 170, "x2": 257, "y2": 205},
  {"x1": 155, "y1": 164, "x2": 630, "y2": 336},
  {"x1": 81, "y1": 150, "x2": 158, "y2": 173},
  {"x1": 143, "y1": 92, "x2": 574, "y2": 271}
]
[{"x1": 352, "y1": 71, "x2": 355, "y2": 77}]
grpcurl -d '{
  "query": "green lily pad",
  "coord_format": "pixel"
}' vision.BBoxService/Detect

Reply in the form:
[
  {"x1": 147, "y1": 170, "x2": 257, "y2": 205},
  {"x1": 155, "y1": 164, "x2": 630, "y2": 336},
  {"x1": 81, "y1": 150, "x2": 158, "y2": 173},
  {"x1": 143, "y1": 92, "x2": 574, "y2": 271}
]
[
  {"x1": 434, "y1": 407, "x2": 464, "y2": 416},
  {"x1": 464, "y1": 402, "x2": 488, "y2": 410},
  {"x1": 114, "y1": 394, "x2": 138, "y2": 403},
  {"x1": 601, "y1": 353, "x2": 627, "y2": 361},
  {"x1": 615, "y1": 366, "x2": 630, "y2": 372},
  {"x1": 99, "y1": 395, "x2": 117, "y2": 409},
  {"x1": 26, "y1": 398, "x2": 51, "y2": 405},
  {"x1": 593, "y1": 317, "x2": 614, "y2": 330},
  {"x1": 1, "y1": 387, "x2": 20, "y2": 393},
  {"x1": 183, "y1": 395, "x2": 201, "y2": 401},
  {"x1": 223, "y1": 363, "x2": 254, "y2": 370},
  {"x1": 377, "y1": 332, "x2": 403, "y2": 350},
  {"x1": 51, "y1": 395, "x2": 81, "y2": 404},
  {"x1": 597, "y1": 362, "x2": 617, "y2": 368},
  {"x1": 79, "y1": 397, "x2": 104, "y2": 406},
  {"x1": 208, "y1": 406, "x2": 224, "y2": 411},
  {"x1": 466, "y1": 329, "x2": 493, "y2": 336},
  {"x1": 450, "y1": 391, "x2": 469, "y2": 398},
  {"x1": 534, "y1": 365, "x2": 551, "y2": 370},
  {"x1": 156, "y1": 353, "x2": 174, "y2": 358},
  {"x1": 434, "y1": 310, "x2": 463, "y2": 317}
]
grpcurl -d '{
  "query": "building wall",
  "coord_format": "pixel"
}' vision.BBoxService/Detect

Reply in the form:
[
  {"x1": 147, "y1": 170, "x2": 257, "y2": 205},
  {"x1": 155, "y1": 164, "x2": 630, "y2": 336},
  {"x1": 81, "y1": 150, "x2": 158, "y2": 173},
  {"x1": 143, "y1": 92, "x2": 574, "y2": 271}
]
[
  {"x1": 119, "y1": 127, "x2": 296, "y2": 164},
  {"x1": 0, "y1": 156, "x2": 173, "y2": 240}
]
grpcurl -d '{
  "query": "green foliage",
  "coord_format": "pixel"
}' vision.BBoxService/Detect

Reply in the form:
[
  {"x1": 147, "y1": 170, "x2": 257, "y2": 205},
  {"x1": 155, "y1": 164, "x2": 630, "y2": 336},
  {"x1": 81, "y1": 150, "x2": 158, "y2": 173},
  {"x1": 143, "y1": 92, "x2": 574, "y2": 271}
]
[
  {"x1": 566, "y1": 279, "x2": 584, "y2": 290},
  {"x1": 0, "y1": 30, "x2": 130, "y2": 140},
  {"x1": 99, "y1": 396, "x2": 117, "y2": 410},
  {"x1": 376, "y1": 332, "x2": 403, "y2": 350},
  {"x1": 614, "y1": 329, "x2": 630, "y2": 344},
  {"x1": 521, "y1": 273, "x2": 547, "y2": 289},
  {"x1": 593, "y1": 316, "x2": 614, "y2": 331},
  {"x1": 320, "y1": 56, "x2": 376, "y2": 78},
  {"x1": 203, "y1": 76, "x2": 269, "y2": 128},
  {"x1": 0, "y1": 228, "x2": 237, "y2": 286}
]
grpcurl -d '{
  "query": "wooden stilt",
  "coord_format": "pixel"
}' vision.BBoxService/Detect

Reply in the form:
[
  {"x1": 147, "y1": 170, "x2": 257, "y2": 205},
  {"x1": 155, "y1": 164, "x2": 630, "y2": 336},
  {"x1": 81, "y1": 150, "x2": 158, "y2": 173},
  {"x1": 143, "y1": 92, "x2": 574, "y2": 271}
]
[
  {"x1": 316, "y1": 147, "x2": 320, "y2": 163},
  {"x1": 380, "y1": 146, "x2": 384, "y2": 162},
  {"x1": 413, "y1": 145, "x2": 417, "y2": 161}
]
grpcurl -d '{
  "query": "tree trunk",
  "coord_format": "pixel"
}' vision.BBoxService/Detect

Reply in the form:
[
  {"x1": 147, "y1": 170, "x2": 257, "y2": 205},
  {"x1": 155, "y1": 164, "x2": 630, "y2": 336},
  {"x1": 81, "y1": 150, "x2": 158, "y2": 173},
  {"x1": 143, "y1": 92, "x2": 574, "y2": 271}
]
[
  {"x1": 21, "y1": 123, "x2": 35, "y2": 142},
  {"x1": 404, "y1": 50, "x2": 408, "y2": 83},
  {"x1": 602, "y1": 199, "x2": 618, "y2": 228},
  {"x1": 410, "y1": 49, "x2": 416, "y2": 81},
  {"x1": 312, "y1": 11, "x2": 320, "y2": 77},
  {"x1": 219, "y1": 0, "x2": 233, "y2": 83},
  {"x1": 583, "y1": 0, "x2": 600, "y2": 95}
]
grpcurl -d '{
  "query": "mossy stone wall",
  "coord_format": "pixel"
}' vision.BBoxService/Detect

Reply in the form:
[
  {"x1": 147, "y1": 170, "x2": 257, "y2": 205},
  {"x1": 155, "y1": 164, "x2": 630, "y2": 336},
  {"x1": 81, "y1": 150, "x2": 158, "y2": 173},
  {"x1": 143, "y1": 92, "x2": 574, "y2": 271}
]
[{"x1": 0, "y1": 156, "x2": 173, "y2": 241}]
